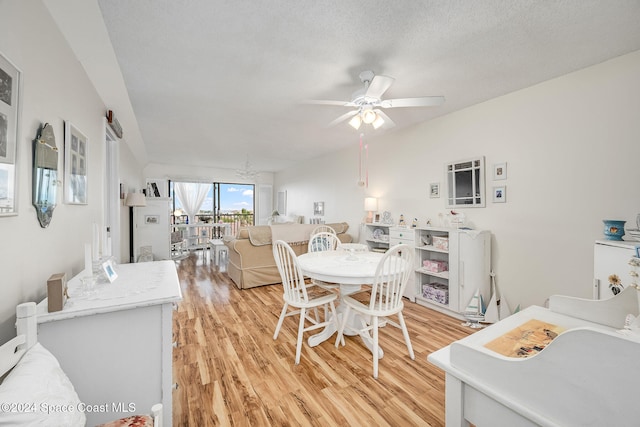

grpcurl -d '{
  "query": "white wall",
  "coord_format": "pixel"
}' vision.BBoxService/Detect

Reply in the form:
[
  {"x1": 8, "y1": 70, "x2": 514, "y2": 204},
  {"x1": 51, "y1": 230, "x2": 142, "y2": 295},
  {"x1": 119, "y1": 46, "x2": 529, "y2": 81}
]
[
  {"x1": 0, "y1": 1, "x2": 144, "y2": 342},
  {"x1": 276, "y1": 50, "x2": 640, "y2": 309}
]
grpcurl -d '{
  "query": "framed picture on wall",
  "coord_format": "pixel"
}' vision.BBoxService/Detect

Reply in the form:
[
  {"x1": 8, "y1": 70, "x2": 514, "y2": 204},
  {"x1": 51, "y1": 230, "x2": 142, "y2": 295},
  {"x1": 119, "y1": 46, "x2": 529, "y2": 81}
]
[
  {"x1": 493, "y1": 186, "x2": 507, "y2": 203},
  {"x1": 493, "y1": 162, "x2": 507, "y2": 180},
  {"x1": 429, "y1": 182, "x2": 440, "y2": 198},
  {"x1": 313, "y1": 201, "x2": 324, "y2": 216},
  {"x1": 0, "y1": 52, "x2": 21, "y2": 216},
  {"x1": 64, "y1": 121, "x2": 88, "y2": 204}
]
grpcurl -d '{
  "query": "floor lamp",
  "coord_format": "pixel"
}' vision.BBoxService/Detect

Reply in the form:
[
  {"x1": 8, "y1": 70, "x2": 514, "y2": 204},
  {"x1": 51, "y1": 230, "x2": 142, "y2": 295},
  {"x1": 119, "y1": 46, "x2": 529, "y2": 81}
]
[{"x1": 125, "y1": 192, "x2": 147, "y2": 263}]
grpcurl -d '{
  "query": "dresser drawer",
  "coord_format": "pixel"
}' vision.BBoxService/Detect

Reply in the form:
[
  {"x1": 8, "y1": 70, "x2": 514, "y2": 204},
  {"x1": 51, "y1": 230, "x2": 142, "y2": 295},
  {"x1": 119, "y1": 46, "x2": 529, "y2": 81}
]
[
  {"x1": 389, "y1": 228, "x2": 415, "y2": 246},
  {"x1": 389, "y1": 228, "x2": 415, "y2": 242}
]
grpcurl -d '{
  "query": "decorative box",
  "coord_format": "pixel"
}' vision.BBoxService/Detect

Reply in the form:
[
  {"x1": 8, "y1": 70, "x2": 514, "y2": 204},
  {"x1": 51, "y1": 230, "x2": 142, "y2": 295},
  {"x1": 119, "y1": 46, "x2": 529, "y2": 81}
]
[
  {"x1": 422, "y1": 283, "x2": 449, "y2": 305},
  {"x1": 432, "y1": 236, "x2": 449, "y2": 251},
  {"x1": 423, "y1": 259, "x2": 448, "y2": 272},
  {"x1": 47, "y1": 273, "x2": 67, "y2": 312}
]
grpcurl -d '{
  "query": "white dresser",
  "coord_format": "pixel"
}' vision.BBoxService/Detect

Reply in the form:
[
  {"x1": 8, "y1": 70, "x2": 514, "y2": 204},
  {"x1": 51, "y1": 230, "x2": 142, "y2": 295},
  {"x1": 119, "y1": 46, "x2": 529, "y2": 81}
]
[{"x1": 36, "y1": 261, "x2": 182, "y2": 426}]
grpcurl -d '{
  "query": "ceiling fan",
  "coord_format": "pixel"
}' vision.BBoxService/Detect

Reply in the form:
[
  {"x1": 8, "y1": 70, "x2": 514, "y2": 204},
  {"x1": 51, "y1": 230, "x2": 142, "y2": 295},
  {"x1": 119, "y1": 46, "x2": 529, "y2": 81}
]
[{"x1": 308, "y1": 70, "x2": 445, "y2": 130}]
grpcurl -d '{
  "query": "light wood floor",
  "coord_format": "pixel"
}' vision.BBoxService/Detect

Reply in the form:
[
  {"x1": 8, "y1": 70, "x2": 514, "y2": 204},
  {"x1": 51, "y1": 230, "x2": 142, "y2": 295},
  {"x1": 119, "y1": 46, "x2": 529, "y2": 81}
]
[{"x1": 172, "y1": 253, "x2": 474, "y2": 426}]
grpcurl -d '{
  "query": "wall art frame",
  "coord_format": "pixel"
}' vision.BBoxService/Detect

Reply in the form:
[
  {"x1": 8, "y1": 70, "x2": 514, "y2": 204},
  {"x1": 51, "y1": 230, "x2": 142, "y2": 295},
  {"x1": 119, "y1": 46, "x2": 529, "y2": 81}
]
[
  {"x1": 313, "y1": 201, "x2": 324, "y2": 216},
  {"x1": 493, "y1": 185, "x2": 507, "y2": 203},
  {"x1": 430, "y1": 182, "x2": 440, "y2": 198},
  {"x1": 64, "y1": 121, "x2": 88, "y2": 204},
  {"x1": 0, "y1": 52, "x2": 22, "y2": 216},
  {"x1": 493, "y1": 162, "x2": 507, "y2": 180}
]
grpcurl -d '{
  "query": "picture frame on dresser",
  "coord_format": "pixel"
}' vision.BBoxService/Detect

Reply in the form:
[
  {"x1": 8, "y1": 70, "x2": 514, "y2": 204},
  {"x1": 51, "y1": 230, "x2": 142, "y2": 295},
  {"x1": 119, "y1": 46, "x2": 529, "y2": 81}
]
[
  {"x1": 0, "y1": 52, "x2": 21, "y2": 216},
  {"x1": 102, "y1": 258, "x2": 118, "y2": 282},
  {"x1": 64, "y1": 121, "x2": 88, "y2": 204}
]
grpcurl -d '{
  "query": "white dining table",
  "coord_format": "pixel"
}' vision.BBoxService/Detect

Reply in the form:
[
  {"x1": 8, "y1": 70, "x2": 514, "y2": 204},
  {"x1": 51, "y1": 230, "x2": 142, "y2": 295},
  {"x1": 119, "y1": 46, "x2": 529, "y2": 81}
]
[{"x1": 297, "y1": 250, "x2": 386, "y2": 357}]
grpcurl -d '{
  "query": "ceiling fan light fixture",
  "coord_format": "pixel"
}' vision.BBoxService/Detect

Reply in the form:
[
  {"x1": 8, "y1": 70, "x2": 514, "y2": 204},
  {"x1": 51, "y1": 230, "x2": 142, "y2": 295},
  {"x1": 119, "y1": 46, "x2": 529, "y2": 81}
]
[
  {"x1": 372, "y1": 114, "x2": 385, "y2": 129},
  {"x1": 362, "y1": 109, "x2": 377, "y2": 124},
  {"x1": 349, "y1": 115, "x2": 362, "y2": 130}
]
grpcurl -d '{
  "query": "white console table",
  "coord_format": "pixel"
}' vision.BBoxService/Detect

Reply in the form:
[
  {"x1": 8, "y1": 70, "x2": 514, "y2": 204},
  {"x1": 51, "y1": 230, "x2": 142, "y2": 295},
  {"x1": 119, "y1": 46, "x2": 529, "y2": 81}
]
[
  {"x1": 428, "y1": 288, "x2": 640, "y2": 427},
  {"x1": 36, "y1": 260, "x2": 182, "y2": 426}
]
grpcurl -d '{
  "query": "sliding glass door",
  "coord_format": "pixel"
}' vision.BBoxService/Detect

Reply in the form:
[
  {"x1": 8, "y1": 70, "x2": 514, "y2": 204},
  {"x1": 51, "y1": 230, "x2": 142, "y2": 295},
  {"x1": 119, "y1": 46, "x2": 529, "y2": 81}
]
[{"x1": 169, "y1": 181, "x2": 254, "y2": 236}]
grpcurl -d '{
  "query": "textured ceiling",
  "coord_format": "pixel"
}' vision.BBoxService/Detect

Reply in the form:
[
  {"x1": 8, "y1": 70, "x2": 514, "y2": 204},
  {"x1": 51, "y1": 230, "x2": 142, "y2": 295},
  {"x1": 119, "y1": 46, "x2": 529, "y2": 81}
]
[{"x1": 93, "y1": 0, "x2": 640, "y2": 173}]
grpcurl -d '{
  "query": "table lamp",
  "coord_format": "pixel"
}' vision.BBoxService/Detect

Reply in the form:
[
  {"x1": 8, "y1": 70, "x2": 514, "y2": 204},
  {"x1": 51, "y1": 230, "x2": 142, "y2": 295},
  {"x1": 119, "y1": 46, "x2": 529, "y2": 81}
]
[{"x1": 364, "y1": 197, "x2": 378, "y2": 223}]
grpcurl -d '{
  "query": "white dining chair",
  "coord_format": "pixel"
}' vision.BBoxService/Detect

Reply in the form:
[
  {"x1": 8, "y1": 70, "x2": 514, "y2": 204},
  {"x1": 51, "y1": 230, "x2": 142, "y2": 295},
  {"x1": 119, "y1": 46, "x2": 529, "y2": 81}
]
[
  {"x1": 334, "y1": 243, "x2": 415, "y2": 379},
  {"x1": 272, "y1": 240, "x2": 340, "y2": 365},
  {"x1": 311, "y1": 225, "x2": 336, "y2": 235},
  {"x1": 308, "y1": 231, "x2": 340, "y2": 254},
  {"x1": 307, "y1": 231, "x2": 341, "y2": 294}
]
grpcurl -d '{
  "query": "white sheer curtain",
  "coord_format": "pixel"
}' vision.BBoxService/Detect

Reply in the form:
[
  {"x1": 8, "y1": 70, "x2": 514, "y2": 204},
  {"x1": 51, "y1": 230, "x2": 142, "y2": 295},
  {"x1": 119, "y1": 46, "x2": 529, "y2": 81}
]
[{"x1": 174, "y1": 182, "x2": 210, "y2": 224}]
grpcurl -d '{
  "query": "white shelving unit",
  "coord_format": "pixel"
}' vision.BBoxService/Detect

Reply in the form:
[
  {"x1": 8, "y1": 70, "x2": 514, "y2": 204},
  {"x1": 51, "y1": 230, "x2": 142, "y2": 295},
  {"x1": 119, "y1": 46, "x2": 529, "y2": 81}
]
[
  {"x1": 414, "y1": 227, "x2": 491, "y2": 318},
  {"x1": 363, "y1": 222, "x2": 391, "y2": 252}
]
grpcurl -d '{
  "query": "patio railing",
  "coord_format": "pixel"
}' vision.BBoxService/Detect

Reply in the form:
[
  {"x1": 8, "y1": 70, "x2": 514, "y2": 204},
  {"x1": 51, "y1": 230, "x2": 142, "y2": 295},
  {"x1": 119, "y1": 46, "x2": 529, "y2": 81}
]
[{"x1": 173, "y1": 212, "x2": 254, "y2": 237}]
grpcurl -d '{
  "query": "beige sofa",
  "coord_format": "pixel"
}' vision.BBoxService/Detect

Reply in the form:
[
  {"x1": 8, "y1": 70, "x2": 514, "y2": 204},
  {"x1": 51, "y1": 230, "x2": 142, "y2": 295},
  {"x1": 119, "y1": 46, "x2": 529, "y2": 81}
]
[{"x1": 225, "y1": 222, "x2": 352, "y2": 289}]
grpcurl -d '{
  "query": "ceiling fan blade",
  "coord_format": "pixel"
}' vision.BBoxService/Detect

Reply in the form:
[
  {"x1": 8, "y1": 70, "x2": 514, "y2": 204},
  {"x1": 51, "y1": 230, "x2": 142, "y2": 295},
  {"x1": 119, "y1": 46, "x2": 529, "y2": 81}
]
[
  {"x1": 327, "y1": 110, "x2": 358, "y2": 127},
  {"x1": 381, "y1": 96, "x2": 445, "y2": 108},
  {"x1": 365, "y1": 75, "x2": 395, "y2": 99},
  {"x1": 302, "y1": 100, "x2": 355, "y2": 107},
  {"x1": 373, "y1": 109, "x2": 396, "y2": 129}
]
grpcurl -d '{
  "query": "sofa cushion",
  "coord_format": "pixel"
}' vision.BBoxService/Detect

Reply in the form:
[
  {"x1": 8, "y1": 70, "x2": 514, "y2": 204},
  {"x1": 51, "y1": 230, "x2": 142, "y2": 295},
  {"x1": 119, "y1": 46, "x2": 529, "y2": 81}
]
[{"x1": 238, "y1": 222, "x2": 349, "y2": 246}]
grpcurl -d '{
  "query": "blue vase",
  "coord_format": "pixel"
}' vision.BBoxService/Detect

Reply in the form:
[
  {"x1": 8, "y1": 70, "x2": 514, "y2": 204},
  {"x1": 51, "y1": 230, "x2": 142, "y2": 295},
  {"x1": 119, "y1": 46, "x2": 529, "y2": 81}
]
[{"x1": 603, "y1": 219, "x2": 626, "y2": 240}]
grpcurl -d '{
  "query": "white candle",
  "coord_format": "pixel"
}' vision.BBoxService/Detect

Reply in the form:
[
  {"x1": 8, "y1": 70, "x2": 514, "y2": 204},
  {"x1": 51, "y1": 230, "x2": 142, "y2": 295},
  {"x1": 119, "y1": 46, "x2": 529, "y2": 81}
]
[
  {"x1": 105, "y1": 236, "x2": 112, "y2": 257},
  {"x1": 92, "y1": 223, "x2": 99, "y2": 261},
  {"x1": 84, "y1": 243, "x2": 92, "y2": 275},
  {"x1": 102, "y1": 228, "x2": 108, "y2": 258}
]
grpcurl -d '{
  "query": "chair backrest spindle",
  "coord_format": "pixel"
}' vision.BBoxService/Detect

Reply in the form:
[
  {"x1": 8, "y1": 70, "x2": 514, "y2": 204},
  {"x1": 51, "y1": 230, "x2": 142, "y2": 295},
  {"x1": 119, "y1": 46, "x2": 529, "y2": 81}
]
[
  {"x1": 370, "y1": 244, "x2": 413, "y2": 314},
  {"x1": 273, "y1": 240, "x2": 309, "y2": 304},
  {"x1": 308, "y1": 232, "x2": 340, "y2": 253}
]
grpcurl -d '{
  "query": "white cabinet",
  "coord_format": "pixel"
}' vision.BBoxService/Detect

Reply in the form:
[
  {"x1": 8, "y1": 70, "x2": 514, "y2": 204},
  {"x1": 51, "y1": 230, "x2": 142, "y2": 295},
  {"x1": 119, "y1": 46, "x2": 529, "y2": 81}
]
[
  {"x1": 363, "y1": 222, "x2": 391, "y2": 252},
  {"x1": 414, "y1": 227, "x2": 491, "y2": 318},
  {"x1": 389, "y1": 227, "x2": 417, "y2": 301},
  {"x1": 36, "y1": 261, "x2": 181, "y2": 426},
  {"x1": 133, "y1": 198, "x2": 171, "y2": 262},
  {"x1": 593, "y1": 239, "x2": 639, "y2": 299}
]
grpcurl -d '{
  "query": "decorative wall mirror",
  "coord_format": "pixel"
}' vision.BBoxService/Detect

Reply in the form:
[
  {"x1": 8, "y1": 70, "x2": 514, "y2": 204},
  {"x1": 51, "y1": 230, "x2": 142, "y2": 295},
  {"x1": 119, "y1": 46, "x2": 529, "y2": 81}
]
[
  {"x1": 446, "y1": 156, "x2": 485, "y2": 208},
  {"x1": 33, "y1": 123, "x2": 58, "y2": 227}
]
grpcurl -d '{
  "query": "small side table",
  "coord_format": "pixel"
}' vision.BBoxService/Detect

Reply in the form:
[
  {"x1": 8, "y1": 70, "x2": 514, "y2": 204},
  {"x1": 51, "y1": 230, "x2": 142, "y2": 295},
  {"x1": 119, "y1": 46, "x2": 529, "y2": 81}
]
[{"x1": 209, "y1": 238, "x2": 228, "y2": 264}]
